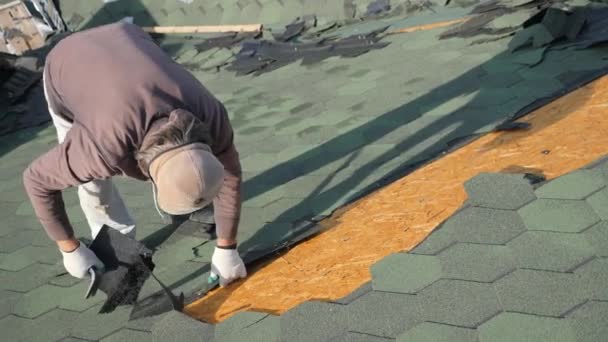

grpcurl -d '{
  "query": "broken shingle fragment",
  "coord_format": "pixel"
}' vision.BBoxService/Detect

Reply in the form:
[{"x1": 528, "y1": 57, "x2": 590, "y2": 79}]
[
  {"x1": 365, "y1": 0, "x2": 391, "y2": 16},
  {"x1": 272, "y1": 20, "x2": 307, "y2": 42},
  {"x1": 511, "y1": 46, "x2": 548, "y2": 66},
  {"x1": 565, "y1": 9, "x2": 587, "y2": 40},
  {"x1": 88, "y1": 226, "x2": 155, "y2": 313}
]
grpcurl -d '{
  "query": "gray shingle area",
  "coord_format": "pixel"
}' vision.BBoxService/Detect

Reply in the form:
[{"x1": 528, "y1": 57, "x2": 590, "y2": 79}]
[
  {"x1": 151, "y1": 310, "x2": 215, "y2": 342},
  {"x1": 463, "y1": 173, "x2": 536, "y2": 209},
  {"x1": 213, "y1": 160, "x2": 608, "y2": 341},
  {"x1": 534, "y1": 169, "x2": 605, "y2": 200}
]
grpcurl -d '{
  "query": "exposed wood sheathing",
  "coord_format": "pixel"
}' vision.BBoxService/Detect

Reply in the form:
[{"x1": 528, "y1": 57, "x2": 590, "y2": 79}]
[
  {"x1": 185, "y1": 72, "x2": 608, "y2": 323},
  {"x1": 388, "y1": 17, "x2": 471, "y2": 34}
]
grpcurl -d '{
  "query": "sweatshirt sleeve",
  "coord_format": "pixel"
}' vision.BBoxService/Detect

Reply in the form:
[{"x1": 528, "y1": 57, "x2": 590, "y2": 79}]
[
  {"x1": 23, "y1": 126, "x2": 115, "y2": 241},
  {"x1": 213, "y1": 144, "x2": 242, "y2": 241},
  {"x1": 207, "y1": 100, "x2": 242, "y2": 242}
]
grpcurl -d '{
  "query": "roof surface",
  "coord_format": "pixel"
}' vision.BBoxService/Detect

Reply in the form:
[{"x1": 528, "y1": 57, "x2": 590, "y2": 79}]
[
  {"x1": 211, "y1": 159, "x2": 608, "y2": 341},
  {"x1": 1, "y1": 0, "x2": 608, "y2": 340}
]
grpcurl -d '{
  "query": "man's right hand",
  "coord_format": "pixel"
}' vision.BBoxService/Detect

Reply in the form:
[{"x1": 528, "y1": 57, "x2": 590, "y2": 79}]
[{"x1": 59, "y1": 239, "x2": 104, "y2": 278}]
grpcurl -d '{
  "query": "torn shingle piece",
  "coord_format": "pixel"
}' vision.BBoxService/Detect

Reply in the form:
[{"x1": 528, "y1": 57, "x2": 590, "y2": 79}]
[
  {"x1": 493, "y1": 121, "x2": 531, "y2": 131},
  {"x1": 272, "y1": 20, "x2": 307, "y2": 42},
  {"x1": 303, "y1": 21, "x2": 339, "y2": 39},
  {"x1": 512, "y1": 46, "x2": 548, "y2": 66},
  {"x1": 470, "y1": 0, "x2": 504, "y2": 14},
  {"x1": 226, "y1": 29, "x2": 389, "y2": 76},
  {"x1": 365, "y1": 0, "x2": 391, "y2": 16},
  {"x1": 508, "y1": 24, "x2": 554, "y2": 51},
  {"x1": 512, "y1": 0, "x2": 543, "y2": 7},
  {"x1": 129, "y1": 277, "x2": 185, "y2": 320},
  {"x1": 194, "y1": 32, "x2": 261, "y2": 53},
  {"x1": 88, "y1": 226, "x2": 155, "y2": 314},
  {"x1": 539, "y1": 8, "x2": 569, "y2": 39},
  {"x1": 565, "y1": 9, "x2": 587, "y2": 40},
  {"x1": 522, "y1": 7, "x2": 550, "y2": 28}
]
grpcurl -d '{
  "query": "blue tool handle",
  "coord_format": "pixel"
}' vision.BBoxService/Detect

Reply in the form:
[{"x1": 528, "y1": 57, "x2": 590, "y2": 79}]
[{"x1": 207, "y1": 273, "x2": 219, "y2": 284}]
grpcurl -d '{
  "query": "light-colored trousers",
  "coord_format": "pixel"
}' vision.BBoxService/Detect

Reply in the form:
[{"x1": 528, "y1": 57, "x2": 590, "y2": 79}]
[{"x1": 43, "y1": 73, "x2": 136, "y2": 239}]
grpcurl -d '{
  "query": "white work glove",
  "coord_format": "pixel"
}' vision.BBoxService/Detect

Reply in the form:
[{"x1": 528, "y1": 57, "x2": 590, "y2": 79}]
[
  {"x1": 210, "y1": 247, "x2": 247, "y2": 287},
  {"x1": 61, "y1": 242, "x2": 105, "y2": 279}
]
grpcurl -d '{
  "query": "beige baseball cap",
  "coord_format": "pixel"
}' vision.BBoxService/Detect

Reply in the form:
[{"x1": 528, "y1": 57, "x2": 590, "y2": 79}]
[{"x1": 149, "y1": 143, "x2": 224, "y2": 215}]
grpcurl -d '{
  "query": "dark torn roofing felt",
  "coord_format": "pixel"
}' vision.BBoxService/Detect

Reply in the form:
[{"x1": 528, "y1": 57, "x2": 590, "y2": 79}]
[{"x1": 1, "y1": 0, "x2": 608, "y2": 340}]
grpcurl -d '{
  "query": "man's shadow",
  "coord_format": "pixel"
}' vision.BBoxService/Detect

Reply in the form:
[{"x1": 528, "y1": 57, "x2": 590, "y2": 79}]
[{"x1": 179, "y1": 24, "x2": 604, "y2": 319}]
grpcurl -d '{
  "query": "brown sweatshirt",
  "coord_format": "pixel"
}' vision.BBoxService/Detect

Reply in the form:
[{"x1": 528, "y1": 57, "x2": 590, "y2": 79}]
[{"x1": 23, "y1": 22, "x2": 242, "y2": 241}]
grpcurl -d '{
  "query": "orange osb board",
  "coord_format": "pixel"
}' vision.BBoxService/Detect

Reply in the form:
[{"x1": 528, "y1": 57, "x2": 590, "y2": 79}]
[
  {"x1": 185, "y1": 75, "x2": 608, "y2": 323},
  {"x1": 387, "y1": 17, "x2": 471, "y2": 34}
]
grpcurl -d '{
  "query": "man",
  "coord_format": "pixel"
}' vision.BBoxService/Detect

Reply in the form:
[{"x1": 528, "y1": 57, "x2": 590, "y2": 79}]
[{"x1": 22, "y1": 21, "x2": 246, "y2": 287}]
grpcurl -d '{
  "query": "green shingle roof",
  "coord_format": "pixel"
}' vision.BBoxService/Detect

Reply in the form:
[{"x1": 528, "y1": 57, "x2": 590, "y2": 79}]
[
  {"x1": 1, "y1": 0, "x2": 608, "y2": 340},
  {"x1": 210, "y1": 157, "x2": 608, "y2": 341}
]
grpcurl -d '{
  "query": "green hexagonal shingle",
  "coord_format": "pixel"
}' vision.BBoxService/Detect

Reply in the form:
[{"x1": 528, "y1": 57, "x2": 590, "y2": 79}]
[
  {"x1": 463, "y1": 173, "x2": 536, "y2": 210},
  {"x1": 397, "y1": 322, "x2": 478, "y2": 342},
  {"x1": 0, "y1": 230, "x2": 37, "y2": 253},
  {"x1": 494, "y1": 269, "x2": 587, "y2": 317},
  {"x1": 215, "y1": 311, "x2": 270, "y2": 341},
  {"x1": 574, "y1": 258, "x2": 608, "y2": 301},
  {"x1": 59, "y1": 281, "x2": 105, "y2": 312},
  {"x1": 0, "y1": 263, "x2": 58, "y2": 292},
  {"x1": 331, "y1": 331, "x2": 394, "y2": 342},
  {"x1": 566, "y1": 301, "x2": 608, "y2": 342},
  {"x1": 417, "y1": 279, "x2": 502, "y2": 328},
  {"x1": 0, "y1": 245, "x2": 60, "y2": 272},
  {"x1": 507, "y1": 231, "x2": 595, "y2": 272},
  {"x1": 586, "y1": 187, "x2": 608, "y2": 220},
  {"x1": 0, "y1": 308, "x2": 78, "y2": 342},
  {"x1": 479, "y1": 312, "x2": 577, "y2": 342},
  {"x1": 11, "y1": 284, "x2": 70, "y2": 318},
  {"x1": 216, "y1": 314, "x2": 280, "y2": 342},
  {"x1": 437, "y1": 243, "x2": 517, "y2": 282},
  {"x1": 412, "y1": 207, "x2": 526, "y2": 255},
  {"x1": 151, "y1": 310, "x2": 215, "y2": 342},
  {"x1": 583, "y1": 221, "x2": 608, "y2": 257},
  {"x1": 100, "y1": 328, "x2": 152, "y2": 342},
  {"x1": 280, "y1": 301, "x2": 346, "y2": 342},
  {"x1": 341, "y1": 291, "x2": 424, "y2": 338},
  {"x1": 534, "y1": 170, "x2": 605, "y2": 199},
  {"x1": 518, "y1": 199, "x2": 600, "y2": 232},
  {"x1": 0, "y1": 290, "x2": 22, "y2": 319},
  {"x1": 371, "y1": 253, "x2": 441, "y2": 294},
  {"x1": 71, "y1": 304, "x2": 132, "y2": 341},
  {"x1": 0, "y1": 315, "x2": 33, "y2": 342},
  {"x1": 591, "y1": 158, "x2": 608, "y2": 180}
]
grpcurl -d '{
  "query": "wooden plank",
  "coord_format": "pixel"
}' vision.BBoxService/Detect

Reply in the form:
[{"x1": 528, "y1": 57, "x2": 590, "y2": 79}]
[
  {"x1": 142, "y1": 24, "x2": 263, "y2": 34},
  {"x1": 387, "y1": 17, "x2": 470, "y2": 34}
]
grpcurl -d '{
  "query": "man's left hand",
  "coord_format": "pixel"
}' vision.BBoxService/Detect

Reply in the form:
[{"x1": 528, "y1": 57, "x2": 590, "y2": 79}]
[{"x1": 210, "y1": 246, "x2": 247, "y2": 287}]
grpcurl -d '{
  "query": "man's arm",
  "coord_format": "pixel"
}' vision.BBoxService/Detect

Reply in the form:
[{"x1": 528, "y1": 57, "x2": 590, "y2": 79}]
[
  {"x1": 23, "y1": 126, "x2": 114, "y2": 245},
  {"x1": 213, "y1": 144, "x2": 242, "y2": 246}
]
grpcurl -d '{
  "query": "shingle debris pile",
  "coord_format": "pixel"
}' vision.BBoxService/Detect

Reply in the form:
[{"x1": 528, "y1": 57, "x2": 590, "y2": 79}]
[
  {"x1": 168, "y1": 16, "x2": 392, "y2": 76},
  {"x1": 0, "y1": 53, "x2": 46, "y2": 136}
]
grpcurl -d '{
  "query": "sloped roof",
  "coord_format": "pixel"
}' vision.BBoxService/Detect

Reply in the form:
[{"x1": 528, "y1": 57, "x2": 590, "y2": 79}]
[{"x1": 1, "y1": 0, "x2": 608, "y2": 340}]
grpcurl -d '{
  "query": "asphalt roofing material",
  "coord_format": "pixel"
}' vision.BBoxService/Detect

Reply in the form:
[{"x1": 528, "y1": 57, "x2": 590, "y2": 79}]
[
  {"x1": 202, "y1": 159, "x2": 608, "y2": 341},
  {"x1": 1, "y1": 0, "x2": 608, "y2": 340},
  {"x1": 185, "y1": 71, "x2": 608, "y2": 321}
]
